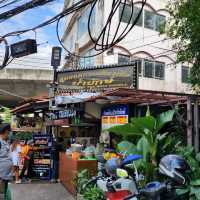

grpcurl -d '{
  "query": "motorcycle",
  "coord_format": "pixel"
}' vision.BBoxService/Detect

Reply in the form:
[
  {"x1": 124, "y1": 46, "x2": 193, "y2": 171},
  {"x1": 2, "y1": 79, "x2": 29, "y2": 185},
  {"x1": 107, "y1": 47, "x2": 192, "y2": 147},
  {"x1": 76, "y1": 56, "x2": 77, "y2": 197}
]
[
  {"x1": 85, "y1": 154, "x2": 144, "y2": 200},
  {"x1": 85, "y1": 154, "x2": 191, "y2": 200}
]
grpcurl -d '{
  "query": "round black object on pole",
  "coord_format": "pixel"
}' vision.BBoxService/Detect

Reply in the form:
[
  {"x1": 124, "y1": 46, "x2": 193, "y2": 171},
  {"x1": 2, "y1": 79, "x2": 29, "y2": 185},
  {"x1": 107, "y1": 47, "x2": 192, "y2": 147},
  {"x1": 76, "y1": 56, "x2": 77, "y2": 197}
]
[{"x1": 51, "y1": 46, "x2": 62, "y2": 67}]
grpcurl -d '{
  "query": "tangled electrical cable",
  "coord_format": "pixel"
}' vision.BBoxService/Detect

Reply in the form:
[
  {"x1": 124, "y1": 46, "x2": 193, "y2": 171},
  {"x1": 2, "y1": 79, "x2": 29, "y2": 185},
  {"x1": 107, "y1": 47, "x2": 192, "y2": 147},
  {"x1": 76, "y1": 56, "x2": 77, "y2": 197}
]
[
  {"x1": 57, "y1": 0, "x2": 147, "y2": 58},
  {"x1": 0, "y1": 0, "x2": 147, "y2": 68},
  {"x1": 0, "y1": 37, "x2": 9, "y2": 70}
]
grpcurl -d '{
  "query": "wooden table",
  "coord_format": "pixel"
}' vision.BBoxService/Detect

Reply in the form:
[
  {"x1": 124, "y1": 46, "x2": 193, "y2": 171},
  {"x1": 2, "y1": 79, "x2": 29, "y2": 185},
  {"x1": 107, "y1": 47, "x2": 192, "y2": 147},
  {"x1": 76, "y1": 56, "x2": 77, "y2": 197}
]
[{"x1": 59, "y1": 153, "x2": 98, "y2": 195}]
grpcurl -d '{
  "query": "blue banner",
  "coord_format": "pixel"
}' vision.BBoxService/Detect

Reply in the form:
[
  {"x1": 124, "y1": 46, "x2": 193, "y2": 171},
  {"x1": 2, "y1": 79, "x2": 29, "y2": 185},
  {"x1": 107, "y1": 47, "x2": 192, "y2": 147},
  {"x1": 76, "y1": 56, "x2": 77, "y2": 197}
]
[{"x1": 102, "y1": 105, "x2": 128, "y2": 116}]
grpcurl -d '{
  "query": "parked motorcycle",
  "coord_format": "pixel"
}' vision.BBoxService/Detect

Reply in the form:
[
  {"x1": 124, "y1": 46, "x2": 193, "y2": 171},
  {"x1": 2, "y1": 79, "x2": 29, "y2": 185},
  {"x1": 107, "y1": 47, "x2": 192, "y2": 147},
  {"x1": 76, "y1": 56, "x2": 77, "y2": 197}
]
[
  {"x1": 85, "y1": 154, "x2": 191, "y2": 200},
  {"x1": 124, "y1": 154, "x2": 192, "y2": 200},
  {"x1": 85, "y1": 154, "x2": 143, "y2": 200}
]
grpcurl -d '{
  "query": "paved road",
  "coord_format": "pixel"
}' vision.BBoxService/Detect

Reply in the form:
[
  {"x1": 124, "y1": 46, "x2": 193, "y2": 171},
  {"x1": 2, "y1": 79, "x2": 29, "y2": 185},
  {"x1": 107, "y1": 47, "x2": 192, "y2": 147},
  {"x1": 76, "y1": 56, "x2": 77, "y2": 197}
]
[{"x1": 10, "y1": 183, "x2": 74, "y2": 200}]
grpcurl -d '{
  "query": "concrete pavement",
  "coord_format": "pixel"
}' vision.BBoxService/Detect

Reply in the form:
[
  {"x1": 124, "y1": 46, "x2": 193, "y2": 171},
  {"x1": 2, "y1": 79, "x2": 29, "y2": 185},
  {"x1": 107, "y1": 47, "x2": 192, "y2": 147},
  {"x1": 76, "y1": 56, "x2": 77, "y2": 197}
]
[{"x1": 10, "y1": 183, "x2": 74, "y2": 200}]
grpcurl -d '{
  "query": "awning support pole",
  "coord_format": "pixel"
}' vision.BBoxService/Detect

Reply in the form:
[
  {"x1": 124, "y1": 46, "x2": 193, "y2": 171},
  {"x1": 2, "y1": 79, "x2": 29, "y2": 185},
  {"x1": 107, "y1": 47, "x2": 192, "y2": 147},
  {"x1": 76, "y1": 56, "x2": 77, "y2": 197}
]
[
  {"x1": 187, "y1": 96, "x2": 193, "y2": 146},
  {"x1": 194, "y1": 98, "x2": 199, "y2": 152}
]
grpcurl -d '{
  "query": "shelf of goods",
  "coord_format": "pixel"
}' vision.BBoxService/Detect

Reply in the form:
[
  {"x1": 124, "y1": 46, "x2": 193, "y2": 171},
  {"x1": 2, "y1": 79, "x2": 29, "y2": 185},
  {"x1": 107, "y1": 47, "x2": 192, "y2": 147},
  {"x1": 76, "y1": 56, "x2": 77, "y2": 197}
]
[{"x1": 32, "y1": 134, "x2": 52, "y2": 180}]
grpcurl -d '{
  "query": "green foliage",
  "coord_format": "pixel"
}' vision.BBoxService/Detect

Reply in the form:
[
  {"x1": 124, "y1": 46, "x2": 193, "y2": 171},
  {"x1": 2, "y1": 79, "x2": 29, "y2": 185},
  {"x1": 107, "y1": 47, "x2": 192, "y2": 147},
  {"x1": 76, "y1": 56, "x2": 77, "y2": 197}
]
[
  {"x1": 109, "y1": 110, "x2": 175, "y2": 164},
  {"x1": 75, "y1": 170, "x2": 105, "y2": 200},
  {"x1": 167, "y1": 0, "x2": 200, "y2": 90},
  {"x1": 0, "y1": 107, "x2": 12, "y2": 123},
  {"x1": 175, "y1": 146, "x2": 200, "y2": 200},
  {"x1": 75, "y1": 170, "x2": 90, "y2": 194},
  {"x1": 112, "y1": 109, "x2": 177, "y2": 183},
  {"x1": 83, "y1": 186, "x2": 105, "y2": 200}
]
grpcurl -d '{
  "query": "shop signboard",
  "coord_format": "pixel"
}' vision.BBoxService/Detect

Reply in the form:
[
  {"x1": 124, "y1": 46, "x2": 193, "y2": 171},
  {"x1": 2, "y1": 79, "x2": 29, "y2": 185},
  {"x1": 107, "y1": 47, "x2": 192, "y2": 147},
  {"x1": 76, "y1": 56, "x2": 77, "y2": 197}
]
[
  {"x1": 32, "y1": 134, "x2": 52, "y2": 180},
  {"x1": 45, "y1": 119, "x2": 69, "y2": 126},
  {"x1": 48, "y1": 109, "x2": 77, "y2": 120},
  {"x1": 57, "y1": 64, "x2": 138, "y2": 92},
  {"x1": 101, "y1": 105, "x2": 129, "y2": 130}
]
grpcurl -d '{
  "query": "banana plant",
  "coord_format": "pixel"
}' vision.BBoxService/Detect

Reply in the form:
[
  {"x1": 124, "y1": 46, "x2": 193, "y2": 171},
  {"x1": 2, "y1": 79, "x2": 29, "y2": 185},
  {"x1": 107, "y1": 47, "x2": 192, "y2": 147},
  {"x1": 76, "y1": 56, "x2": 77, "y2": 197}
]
[{"x1": 109, "y1": 109, "x2": 175, "y2": 168}]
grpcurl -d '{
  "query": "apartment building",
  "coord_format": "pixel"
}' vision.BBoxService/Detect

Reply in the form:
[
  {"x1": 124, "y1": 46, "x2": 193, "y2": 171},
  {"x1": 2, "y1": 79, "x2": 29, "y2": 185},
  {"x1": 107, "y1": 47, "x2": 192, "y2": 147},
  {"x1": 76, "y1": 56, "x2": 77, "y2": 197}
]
[{"x1": 62, "y1": 0, "x2": 191, "y2": 93}]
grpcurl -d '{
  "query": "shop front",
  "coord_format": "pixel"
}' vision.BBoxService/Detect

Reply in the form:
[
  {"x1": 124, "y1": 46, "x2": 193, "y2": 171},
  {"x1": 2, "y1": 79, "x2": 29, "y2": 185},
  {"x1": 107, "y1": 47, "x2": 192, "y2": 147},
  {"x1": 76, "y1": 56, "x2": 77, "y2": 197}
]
[
  {"x1": 48, "y1": 101, "x2": 100, "y2": 194},
  {"x1": 53, "y1": 64, "x2": 138, "y2": 195},
  {"x1": 11, "y1": 98, "x2": 53, "y2": 180}
]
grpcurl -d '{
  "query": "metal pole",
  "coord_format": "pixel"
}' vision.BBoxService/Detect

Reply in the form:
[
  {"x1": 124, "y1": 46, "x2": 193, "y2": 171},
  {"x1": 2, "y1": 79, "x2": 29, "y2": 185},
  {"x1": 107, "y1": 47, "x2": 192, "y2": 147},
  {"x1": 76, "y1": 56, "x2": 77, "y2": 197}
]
[
  {"x1": 194, "y1": 98, "x2": 199, "y2": 152},
  {"x1": 187, "y1": 96, "x2": 193, "y2": 146}
]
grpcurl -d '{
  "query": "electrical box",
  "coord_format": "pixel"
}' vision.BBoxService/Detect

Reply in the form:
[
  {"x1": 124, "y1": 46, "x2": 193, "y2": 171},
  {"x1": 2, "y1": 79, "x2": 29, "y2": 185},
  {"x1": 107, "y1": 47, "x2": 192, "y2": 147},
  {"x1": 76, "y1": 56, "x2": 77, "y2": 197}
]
[{"x1": 10, "y1": 39, "x2": 37, "y2": 58}]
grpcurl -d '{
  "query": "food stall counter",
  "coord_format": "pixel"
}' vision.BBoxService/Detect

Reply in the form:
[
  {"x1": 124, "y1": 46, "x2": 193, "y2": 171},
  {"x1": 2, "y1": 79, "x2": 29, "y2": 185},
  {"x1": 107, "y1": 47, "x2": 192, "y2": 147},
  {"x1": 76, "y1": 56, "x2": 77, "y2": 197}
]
[{"x1": 59, "y1": 152, "x2": 98, "y2": 195}]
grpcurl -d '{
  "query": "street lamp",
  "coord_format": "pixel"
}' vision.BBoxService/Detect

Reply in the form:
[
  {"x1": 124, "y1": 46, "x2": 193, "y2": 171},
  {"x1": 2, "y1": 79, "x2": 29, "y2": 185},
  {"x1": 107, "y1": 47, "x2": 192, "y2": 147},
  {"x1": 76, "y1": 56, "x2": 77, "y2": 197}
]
[{"x1": 49, "y1": 47, "x2": 62, "y2": 110}]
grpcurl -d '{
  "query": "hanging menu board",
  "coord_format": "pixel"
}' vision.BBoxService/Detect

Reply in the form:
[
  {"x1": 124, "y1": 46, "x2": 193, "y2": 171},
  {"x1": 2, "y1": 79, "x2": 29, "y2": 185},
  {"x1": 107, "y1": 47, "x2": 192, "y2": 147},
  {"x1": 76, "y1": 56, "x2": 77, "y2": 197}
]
[
  {"x1": 102, "y1": 105, "x2": 129, "y2": 130},
  {"x1": 32, "y1": 134, "x2": 52, "y2": 180}
]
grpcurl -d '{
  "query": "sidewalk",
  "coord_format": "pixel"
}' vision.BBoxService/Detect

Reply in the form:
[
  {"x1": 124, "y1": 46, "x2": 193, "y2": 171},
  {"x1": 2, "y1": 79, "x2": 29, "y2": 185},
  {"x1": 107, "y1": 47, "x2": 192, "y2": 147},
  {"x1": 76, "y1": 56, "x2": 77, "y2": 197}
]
[{"x1": 10, "y1": 183, "x2": 74, "y2": 200}]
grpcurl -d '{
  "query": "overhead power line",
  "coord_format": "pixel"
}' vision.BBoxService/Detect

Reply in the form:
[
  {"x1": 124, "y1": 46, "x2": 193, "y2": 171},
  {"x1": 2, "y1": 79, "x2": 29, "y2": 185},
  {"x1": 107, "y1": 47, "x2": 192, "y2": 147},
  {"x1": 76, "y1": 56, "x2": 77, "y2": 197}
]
[
  {"x1": 1, "y1": 0, "x2": 147, "y2": 59},
  {"x1": 0, "y1": 0, "x2": 54, "y2": 22},
  {"x1": 0, "y1": 0, "x2": 23, "y2": 9}
]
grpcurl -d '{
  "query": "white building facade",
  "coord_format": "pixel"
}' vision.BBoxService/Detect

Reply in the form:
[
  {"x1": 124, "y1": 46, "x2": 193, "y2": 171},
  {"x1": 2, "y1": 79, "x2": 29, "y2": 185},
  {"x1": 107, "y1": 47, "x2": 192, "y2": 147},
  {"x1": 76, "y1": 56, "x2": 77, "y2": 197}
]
[{"x1": 62, "y1": 0, "x2": 191, "y2": 93}]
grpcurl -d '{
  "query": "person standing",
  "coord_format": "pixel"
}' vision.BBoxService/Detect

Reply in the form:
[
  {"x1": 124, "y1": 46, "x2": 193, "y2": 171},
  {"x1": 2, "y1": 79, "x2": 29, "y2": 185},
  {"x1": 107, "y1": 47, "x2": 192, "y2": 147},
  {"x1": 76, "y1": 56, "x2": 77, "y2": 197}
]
[
  {"x1": 19, "y1": 140, "x2": 34, "y2": 182},
  {"x1": 51, "y1": 137, "x2": 64, "y2": 183},
  {"x1": 0, "y1": 124, "x2": 13, "y2": 197},
  {"x1": 11, "y1": 139, "x2": 21, "y2": 184}
]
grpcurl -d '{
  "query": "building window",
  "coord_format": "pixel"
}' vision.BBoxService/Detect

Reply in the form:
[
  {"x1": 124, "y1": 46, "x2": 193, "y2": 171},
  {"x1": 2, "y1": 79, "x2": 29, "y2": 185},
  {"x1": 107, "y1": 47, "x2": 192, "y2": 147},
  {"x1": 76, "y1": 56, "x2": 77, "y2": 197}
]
[
  {"x1": 143, "y1": 60, "x2": 165, "y2": 79},
  {"x1": 118, "y1": 54, "x2": 130, "y2": 64},
  {"x1": 144, "y1": 10, "x2": 155, "y2": 30},
  {"x1": 182, "y1": 66, "x2": 190, "y2": 83},
  {"x1": 79, "y1": 49, "x2": 95, "y2": 68},
  {"x1": 119, "y1": 3, "x2": 143, "y2": 26},
  {"x1": 119, "y1": 4, "x2": 166, "y2": 32},
  {"x1": 156, "y1": 14, "x2": 166, "y2": 32},
  {"x1": 77, "y1": 6, "x2": 95, "y2": 39},
  {"x1": 136, "y1": 59, "x2": 142, "y2": 76},
  {"x1": 144, "y1": 10, "x2": 166, "y2": 31},
  {"x1": 144, "y1": 60, "x2": 154, "y2": 78},
  {"x1": 155, "y1": 62, "x2": 165, "y2": 79}
]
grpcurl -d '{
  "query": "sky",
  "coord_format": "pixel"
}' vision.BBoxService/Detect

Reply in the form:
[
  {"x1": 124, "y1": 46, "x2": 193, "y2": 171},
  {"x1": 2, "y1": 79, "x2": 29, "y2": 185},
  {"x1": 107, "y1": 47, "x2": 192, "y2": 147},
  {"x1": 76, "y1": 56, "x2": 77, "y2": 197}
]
[{"x1": 0, "y1": 0, "x2": 65, "y2": 69}]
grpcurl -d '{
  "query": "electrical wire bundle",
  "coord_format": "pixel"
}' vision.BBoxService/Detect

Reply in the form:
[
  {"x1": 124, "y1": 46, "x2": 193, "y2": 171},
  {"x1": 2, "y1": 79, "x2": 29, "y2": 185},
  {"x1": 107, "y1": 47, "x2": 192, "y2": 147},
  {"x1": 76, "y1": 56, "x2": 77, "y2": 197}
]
[
  {"x1": 0, "y1": 0, "x2": 147, "y2": 69},
  {"x1": 89, "y1": 0, "x2": 146, "y2": 51},
  {"x1": 0, "y1": 0, "x2": 54, "y2": 23},
  {"x1": 0, "y1": 0, "x2": 23, "y2": 10},
  {"x1": 57, "y1": 0, "x2": 147, "y2": 58}
]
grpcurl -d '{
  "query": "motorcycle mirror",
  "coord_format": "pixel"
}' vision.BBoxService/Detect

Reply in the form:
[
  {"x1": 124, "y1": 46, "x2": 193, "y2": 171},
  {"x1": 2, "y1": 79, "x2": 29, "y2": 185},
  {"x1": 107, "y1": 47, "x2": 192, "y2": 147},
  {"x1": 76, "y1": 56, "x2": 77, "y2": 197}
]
[{"x1": 116, "y1": 168, "x2": 128, "y2": 178}]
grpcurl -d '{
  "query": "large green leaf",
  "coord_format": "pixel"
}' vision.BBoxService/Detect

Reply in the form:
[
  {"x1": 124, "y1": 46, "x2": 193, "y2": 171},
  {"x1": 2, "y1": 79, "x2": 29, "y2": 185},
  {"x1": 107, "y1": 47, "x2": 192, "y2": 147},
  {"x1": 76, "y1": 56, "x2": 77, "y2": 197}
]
[
  {"x1": 176, "y1": 188, "x2": 190, "y2": 196},
  {"x1": 156, "y1": 110, "x2": 175, "y2": 132},
  {"x1": 191, "y1": 180, "x2": 200, "y2": 186},
  {"x1": 108, "y1": 123, "x2": 142, "y2": 137},
  {"x1": 137, "y1": 136, "x2": 150, "y2": 161},
  {"x1": 131, "y1": 116, "x2": 156, "y2": 134},
  {"x1": 190, "y1": 187, "x2": 200, "y2": 200}
]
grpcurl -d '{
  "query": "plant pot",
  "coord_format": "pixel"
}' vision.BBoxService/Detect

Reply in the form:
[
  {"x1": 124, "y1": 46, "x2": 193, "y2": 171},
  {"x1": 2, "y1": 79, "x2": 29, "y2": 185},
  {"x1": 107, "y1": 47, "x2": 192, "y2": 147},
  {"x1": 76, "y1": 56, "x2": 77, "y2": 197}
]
[{"x1": 76, "y1": 193, "x2": 84, "y2": 200}]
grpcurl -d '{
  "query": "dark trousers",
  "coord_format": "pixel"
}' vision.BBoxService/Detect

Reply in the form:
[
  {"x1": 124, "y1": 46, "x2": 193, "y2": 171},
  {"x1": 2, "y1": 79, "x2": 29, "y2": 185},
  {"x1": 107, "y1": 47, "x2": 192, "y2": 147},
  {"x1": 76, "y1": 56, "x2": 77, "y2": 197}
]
[
  {"x1": 20, "y1": 159, "x2": 32, "y2": 179},
  {"x1": 52, "y1": 160, "x2": 59, "y2": 180}
]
